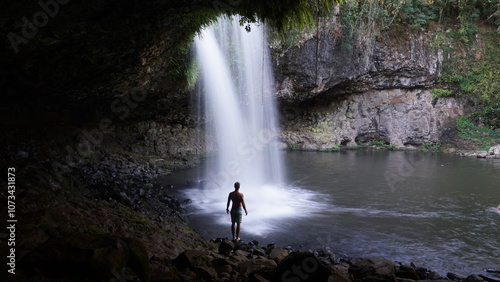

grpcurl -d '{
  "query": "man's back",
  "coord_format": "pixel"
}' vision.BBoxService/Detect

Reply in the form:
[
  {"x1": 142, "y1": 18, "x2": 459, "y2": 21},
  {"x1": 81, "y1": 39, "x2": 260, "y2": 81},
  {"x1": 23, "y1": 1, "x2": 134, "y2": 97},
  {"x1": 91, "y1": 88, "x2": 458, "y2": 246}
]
[{"x1": 229, "y1": 191, "x2": 244, "y2": 209}]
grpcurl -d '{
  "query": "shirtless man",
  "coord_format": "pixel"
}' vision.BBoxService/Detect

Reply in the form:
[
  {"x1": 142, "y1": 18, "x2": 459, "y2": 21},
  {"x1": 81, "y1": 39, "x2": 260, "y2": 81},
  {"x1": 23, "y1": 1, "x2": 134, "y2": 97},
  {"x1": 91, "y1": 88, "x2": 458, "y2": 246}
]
[{"x1": 226, "y1": 182, "x2": 248, "y2": 241}]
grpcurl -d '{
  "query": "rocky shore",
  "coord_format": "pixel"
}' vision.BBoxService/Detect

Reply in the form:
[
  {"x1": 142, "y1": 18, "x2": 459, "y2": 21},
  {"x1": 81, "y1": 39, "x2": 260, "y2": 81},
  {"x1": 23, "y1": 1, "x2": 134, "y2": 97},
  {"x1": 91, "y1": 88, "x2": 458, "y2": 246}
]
[
  {"x1": 3, "y1": 159, "x2": 498, "y2": 282},
  {"x1": 166, "y1": 238, "x2": 500, "y2": 282},
  {"x1": 455, "y1": 145, "x2": 500, "y2": 159},
  {"x1": 3, "y1": 140, "x2": 500, "y2": 282}
]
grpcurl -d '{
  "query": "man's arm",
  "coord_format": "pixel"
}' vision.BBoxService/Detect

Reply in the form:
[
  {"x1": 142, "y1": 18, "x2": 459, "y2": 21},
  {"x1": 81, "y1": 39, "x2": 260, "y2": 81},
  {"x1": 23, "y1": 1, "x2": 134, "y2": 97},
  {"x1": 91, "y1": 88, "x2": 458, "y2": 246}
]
[
  {"x1": 241, "y1": 194, "x2": 248, "y2": 215},
  {"x1": 226, "y1": 193, "x2": 231, "y2": 214}
]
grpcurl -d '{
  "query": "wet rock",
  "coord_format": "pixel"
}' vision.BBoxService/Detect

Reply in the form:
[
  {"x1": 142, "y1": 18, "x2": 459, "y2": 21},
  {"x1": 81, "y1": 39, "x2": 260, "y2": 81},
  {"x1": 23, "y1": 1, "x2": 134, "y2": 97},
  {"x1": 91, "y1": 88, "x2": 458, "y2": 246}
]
[
  {"x1": 349, "y1": 257, "x2": 396, "y2": 281},
  {"x1": 268, "y1": 247, "x2": 290, "y2": 264},
  {"x1": 329, "y1": 262, "x2": 355, "y2": 282},
  {"x1": 447, "y1": 271, "x2": 467, "y2": 281},
  {"x1": 394, "y1": 263, "x2": 424, "y2": 280},
  {"x1": 465, "y1": 274, "x2": 485, "y2": 281},
  {"x1": 252, "y1": 248, "x2": 267, "y2": 257},
  {"x1": 275, "y1": 251, "x2": 332, "y2": 282}
]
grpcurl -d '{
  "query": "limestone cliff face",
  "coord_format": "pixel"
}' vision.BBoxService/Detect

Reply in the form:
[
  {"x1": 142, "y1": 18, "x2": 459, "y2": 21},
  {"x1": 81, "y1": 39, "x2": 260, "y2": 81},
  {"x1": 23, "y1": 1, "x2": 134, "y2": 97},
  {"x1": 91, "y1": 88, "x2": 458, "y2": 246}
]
[
  {"x1": 274, "y1": 28, "x2": 463, "y2": 149},
  {"x1": 280, "y1": 89, "x2": 464, "y2": 149}
]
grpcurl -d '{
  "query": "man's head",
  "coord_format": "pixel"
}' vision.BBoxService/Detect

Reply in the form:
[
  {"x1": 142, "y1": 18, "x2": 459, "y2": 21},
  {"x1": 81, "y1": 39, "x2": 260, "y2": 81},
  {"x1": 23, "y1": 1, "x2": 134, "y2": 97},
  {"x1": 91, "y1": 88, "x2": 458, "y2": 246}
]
[{"x1": 234, "y1": 182, "x2": 240, "y2": 190}]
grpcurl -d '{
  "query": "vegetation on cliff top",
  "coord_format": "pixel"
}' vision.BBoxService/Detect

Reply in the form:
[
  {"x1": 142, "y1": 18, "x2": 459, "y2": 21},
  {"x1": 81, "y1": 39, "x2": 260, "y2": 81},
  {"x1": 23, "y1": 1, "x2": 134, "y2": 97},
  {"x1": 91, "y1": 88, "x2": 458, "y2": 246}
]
[{"x1": 339, "y1": 0, "x2": 499, "y2": 107}]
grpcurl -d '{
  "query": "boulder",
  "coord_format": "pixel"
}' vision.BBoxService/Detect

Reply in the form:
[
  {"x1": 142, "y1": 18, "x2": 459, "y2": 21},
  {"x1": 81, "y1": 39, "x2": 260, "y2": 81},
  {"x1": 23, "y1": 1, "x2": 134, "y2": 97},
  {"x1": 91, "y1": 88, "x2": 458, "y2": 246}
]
[
  {"x1": 238, "y1": 257, "x2": 277, "y2": 277},
  {"x1": 218, "y1": 240, "x2": 234, "y2": 255},
  {"x1": 172, "y1": 250, "x2": 211, "y2": 271},
  {"x1": 275, "y1": 252, "x2": 332, "y2": 282},
  {"x1": 268, "y1": 247, "x2": 290, "y2": 264},
  {"x1": 348, "y1": 257, "x2": 396, "y2": 281},
  {"x1": 252, "y1": 248, "x2": 267, "y2": 257},
  {"x1": 395, "y1": 264, "x2": 424, "y2": 280},
  {"x1": 447, "y1": 272, "x2": 467, "y2": 281},
  {"x1": 488, "y1": 145, "x2": 500, "y2": 156},
  {"x1": 125, "y1": 237, "x2": 150, "y2": 282},
  {"x1": 20, "y1": 234, "x2": 131, "y2": 281},
  {"x1": 465, "y1": 274, "x2": 485, "y2": 281},
  {"x1": 192, "y1": 266, "x2": 218, "y2": 281},
  {"x1": 328, "y1": 264, "x2": 355, "y2": 282},
  {"x1": 211, "y1": 258, "x2": 236, "y2": 275},
  {"x1": 230, "y1": 250, "x2": 251, "y2": 263}
]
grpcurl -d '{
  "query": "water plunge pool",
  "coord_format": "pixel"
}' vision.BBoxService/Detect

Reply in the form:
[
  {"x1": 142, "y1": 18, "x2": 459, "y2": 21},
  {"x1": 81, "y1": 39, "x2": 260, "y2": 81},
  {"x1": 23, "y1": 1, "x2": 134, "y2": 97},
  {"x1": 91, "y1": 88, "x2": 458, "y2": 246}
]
[{"x1": 164, "y1": 150, "x2": 500, "y2": 276}]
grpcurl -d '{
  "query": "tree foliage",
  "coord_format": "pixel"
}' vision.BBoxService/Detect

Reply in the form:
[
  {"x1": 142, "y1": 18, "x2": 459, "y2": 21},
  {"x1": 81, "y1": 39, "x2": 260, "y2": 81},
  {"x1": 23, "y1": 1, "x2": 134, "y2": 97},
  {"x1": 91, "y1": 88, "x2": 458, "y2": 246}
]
[{"x1": 339, "y1": 0, "x2": 499, "y2": 32}]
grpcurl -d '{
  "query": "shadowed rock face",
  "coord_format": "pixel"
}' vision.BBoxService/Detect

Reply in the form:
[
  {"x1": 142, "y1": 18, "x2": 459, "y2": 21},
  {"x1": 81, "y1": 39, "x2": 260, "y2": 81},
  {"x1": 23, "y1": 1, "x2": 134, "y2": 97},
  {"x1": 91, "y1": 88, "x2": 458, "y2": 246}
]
[{"x1": 276, "y1": 28, "x2": 441, "y2": 101}]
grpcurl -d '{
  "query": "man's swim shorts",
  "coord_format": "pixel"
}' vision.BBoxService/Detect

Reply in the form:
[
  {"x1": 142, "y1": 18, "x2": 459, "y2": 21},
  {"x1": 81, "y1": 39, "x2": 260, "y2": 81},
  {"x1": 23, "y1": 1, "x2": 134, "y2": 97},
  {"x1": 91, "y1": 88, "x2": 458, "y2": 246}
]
[{"x1": 230, "y1": 208, "x2": 243, "y2": 223}]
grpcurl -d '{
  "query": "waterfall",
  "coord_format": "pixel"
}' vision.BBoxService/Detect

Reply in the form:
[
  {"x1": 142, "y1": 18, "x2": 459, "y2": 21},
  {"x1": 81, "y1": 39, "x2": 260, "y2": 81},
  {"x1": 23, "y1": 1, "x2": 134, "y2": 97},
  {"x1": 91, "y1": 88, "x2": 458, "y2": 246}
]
[
  {"x1": 195, "y1": 16, "x2": 283, "y2": 190},
  {"x1": 190, "y1": 16, "x2": 320, "y2": 236}
]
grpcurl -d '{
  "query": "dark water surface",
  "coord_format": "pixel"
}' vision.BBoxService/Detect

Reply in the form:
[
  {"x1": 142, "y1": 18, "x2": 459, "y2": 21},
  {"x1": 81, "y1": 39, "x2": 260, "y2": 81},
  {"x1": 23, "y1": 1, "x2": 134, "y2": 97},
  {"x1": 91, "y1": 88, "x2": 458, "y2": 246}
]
[{"x1": 164, "y1": 150, "x2": 500, "y2": 275}]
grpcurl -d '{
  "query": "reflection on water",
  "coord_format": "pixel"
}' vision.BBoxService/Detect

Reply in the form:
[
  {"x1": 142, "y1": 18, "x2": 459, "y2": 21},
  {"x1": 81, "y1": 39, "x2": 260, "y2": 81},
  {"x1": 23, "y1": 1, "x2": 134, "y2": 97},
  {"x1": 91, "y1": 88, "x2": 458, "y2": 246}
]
[{"x1": 164, "y1": 150, "x2": 500, "y2": 275}]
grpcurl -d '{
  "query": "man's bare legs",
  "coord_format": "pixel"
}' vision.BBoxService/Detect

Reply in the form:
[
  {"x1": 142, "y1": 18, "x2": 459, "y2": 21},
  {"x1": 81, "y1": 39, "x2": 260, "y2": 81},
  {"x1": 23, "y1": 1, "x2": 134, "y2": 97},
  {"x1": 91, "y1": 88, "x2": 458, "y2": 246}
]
[{"x1": 230, "y1": 222, "x2": 241, "y2": 241}]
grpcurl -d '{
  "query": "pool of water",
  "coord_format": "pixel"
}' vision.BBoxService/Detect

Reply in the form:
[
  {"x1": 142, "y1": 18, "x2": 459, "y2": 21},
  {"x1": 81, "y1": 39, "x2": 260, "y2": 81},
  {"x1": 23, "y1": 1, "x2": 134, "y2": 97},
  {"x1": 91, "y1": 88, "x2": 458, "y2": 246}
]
[{"x1": 162, "y1": 150, "x2": 500, "y2": 275}]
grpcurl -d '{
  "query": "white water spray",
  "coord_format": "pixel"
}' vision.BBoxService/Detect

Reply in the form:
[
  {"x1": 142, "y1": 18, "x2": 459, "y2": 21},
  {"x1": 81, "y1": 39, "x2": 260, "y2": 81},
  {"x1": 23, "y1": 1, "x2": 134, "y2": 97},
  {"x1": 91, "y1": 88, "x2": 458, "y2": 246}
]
[{"x1": 191, "y1": 16, "x2": 322, "y2": 236}]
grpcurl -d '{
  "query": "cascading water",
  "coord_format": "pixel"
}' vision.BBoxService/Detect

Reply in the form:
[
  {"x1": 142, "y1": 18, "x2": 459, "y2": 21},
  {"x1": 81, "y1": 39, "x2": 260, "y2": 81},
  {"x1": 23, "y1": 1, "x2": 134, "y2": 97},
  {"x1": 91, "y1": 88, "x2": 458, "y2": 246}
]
[
  {"x1": 195, "y1": 16, "x2": 283, "y2": 189},
  {"x1": 188, "y1": 16, "x2": 323, "y2": 237}
]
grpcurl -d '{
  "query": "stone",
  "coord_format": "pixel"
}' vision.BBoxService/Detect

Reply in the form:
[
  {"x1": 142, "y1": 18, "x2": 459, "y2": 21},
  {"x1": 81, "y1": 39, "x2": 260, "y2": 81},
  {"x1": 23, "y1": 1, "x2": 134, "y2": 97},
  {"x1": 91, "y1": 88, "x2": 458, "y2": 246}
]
[
  {"x1": 328, "y1": 265, "x2": 354, "y2": 282},
  {"x1": 250, "y1": 272, "x2": 272, "y2": 282},
  {"x1": 193, "y1": 266, "x2": 218, "y2": 281},
  {"x1": 172, "y1": 250, "x2": 211, "y2": 271},
  {"x1": 275, "y1": 252, "x2": 332, "y2": 282},
  {"x1": 395, "y1": 264, "x2": 424, "y2": 280},
  {"x1": 465, "y1": 274, "x2": 485, "y2": 281},
  {"x1": 447, "y1": 272, "x2": 467, "y2": 281},
  {"x1": 238, "y1": 257, "x2": 277, "y2": 277},
  {"x1": 230, "y1": 249, "x2": 250, "y2": 263},
  {"x1": 349, "y1": 257, "x2": 396, "y2": 281},
  {"x1": 218, "y1": 240, "x2": 234, "y2": 255},
  {"x1": 20, "y1": 234, "x2": 130, "y2": 281},
  {"x1": 488, "y1": 145, "x2": 500, "y2": 156},
  {"x1": 268, "y1": 247, "x2": 289, "y2": 264},
  {"x1": 125, "y1": 237, "x2": 150, "y2": 282},
  {"x1": 477, "y1": 151, "x2": 488, "y2": 158},
  {"x1": 279, "y1": 89, "x2": 464, "y2": 150},
  {"x1": 252, "y1": 248, "x2": 267, "y2": 257},
  {"x1": 211, "y1": 258, "x2": 235, "y2": 275}
]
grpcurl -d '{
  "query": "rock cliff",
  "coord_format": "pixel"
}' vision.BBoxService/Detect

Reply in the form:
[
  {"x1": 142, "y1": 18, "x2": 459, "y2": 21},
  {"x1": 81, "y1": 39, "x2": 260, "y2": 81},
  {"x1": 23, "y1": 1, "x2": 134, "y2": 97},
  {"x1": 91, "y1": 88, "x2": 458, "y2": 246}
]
[{"x1": 274, "y1": 26, "x2": 466, "y2": 149}]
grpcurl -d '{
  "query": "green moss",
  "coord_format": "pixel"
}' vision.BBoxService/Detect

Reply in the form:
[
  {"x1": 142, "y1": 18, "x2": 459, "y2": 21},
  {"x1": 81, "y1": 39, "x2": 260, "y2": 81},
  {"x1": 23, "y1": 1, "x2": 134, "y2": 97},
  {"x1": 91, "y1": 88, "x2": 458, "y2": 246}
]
[{"x1": 118, "y1": 205, "x2": 159, "y2": 233}]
